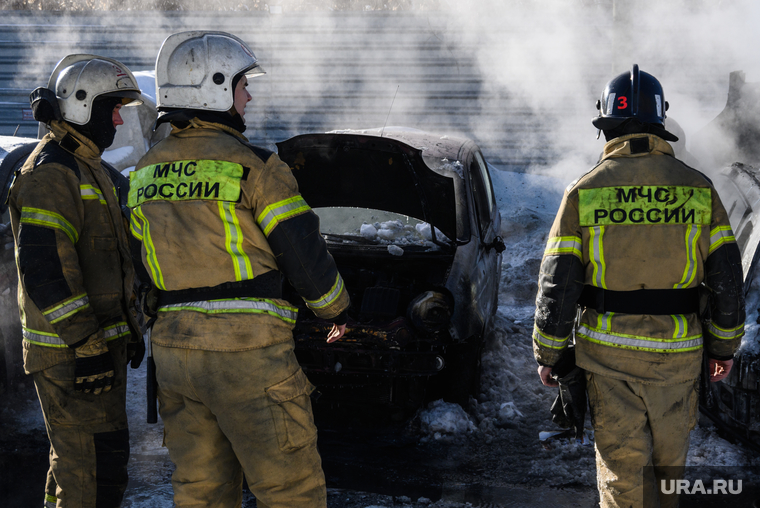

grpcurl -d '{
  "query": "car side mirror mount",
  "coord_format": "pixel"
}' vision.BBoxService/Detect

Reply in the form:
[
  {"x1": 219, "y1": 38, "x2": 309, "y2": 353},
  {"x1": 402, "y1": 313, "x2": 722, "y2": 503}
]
[{"x1": 486, "y1": 236, "x2": 506, "y2": 253}]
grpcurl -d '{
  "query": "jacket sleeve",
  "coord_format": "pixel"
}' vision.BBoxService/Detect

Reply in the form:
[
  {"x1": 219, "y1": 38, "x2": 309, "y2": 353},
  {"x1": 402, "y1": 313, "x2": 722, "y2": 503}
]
[
  {"x1": 12, "y1": 162, "x2": 100, "y2": 347},
  {"x1": 533, "y1": 190, "x2": 586, "y2": 367},
  {"x1": 702, "y1": 191, "x2": 745, "y2": 360},
  {"x1": 250, "y1": 153, "x2": 350, "y2": 320}
]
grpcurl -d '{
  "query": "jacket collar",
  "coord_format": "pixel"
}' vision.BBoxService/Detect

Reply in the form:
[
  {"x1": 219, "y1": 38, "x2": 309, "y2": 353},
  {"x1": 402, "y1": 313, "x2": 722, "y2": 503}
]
[
  {"x1": 170, "y1": 117, "x2": 248, "y2": 142},
  {"x1": 601, "y1": 133, "x2": 674, "y2": 160},
  {"x1": 48, "y1": 120, "x2": 102, "y2": 161}
]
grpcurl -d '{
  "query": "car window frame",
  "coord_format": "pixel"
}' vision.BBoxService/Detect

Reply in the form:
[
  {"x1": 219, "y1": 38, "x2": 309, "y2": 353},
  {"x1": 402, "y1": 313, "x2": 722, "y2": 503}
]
[{"x1": 468, "y1": 150, "x2": 496, "y2": 240}]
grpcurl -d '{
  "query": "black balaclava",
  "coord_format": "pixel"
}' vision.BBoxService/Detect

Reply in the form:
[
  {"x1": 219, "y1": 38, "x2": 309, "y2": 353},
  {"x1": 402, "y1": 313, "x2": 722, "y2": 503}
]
[
  {"x1": 227, "y1": 71, "x2": 247, "y2": 133},
  {"x1": 71, "y1": 96, "x2": 123, "y2": 152},
  {"x1": 602, "y1": 118, "x2": 679, "y2": 143}
]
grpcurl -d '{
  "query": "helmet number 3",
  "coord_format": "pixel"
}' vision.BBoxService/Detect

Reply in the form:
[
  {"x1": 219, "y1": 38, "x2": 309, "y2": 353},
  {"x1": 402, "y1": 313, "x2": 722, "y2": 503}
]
[{"x1": 617, "y1": 96, "x2": 628, "y2": 109}]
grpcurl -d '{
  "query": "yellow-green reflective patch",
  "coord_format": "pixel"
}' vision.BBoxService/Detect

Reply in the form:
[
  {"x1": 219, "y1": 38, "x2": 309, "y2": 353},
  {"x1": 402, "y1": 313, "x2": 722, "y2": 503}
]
[
  {"x1": 128, "y1": 160, "x2": 243, "y2": 207},
  {"x1": 578, "y1": 186, "x2": 711, "y2": 226}
]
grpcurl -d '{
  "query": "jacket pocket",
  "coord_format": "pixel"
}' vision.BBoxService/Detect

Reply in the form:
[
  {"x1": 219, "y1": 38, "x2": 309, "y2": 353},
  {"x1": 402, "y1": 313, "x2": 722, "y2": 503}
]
[
  {"x1": 687, "y1": 378, "x2": 699, "y2": 431},
  {"x1": 586, "y1": 372, "x2": 604, "y2": 430},
  {"x1": 265, "y1": 368, "x2": 317, "y2": 453}
]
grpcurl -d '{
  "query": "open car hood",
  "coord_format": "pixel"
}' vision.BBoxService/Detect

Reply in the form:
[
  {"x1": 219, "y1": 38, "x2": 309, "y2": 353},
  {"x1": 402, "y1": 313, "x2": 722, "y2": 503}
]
[{"x1": 276, "y1": 132, "x2": 458, "y2": 243}]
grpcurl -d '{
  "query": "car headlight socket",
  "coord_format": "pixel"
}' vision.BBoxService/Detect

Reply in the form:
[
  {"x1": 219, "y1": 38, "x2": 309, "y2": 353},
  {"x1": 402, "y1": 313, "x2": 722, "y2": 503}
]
[{"x1": 407, "y1": 290, "x2": 454, "y2": 333}]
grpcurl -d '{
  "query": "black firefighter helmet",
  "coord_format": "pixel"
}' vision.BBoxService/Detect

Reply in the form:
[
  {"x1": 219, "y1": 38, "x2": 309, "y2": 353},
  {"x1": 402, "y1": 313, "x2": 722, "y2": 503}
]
[{"x1": 592, "y1": 64, "x2": 678, "y2": 142}]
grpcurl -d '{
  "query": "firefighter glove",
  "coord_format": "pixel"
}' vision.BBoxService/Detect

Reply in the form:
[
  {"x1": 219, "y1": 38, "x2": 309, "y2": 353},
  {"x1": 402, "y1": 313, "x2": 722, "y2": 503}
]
[
  {"x1": 73, "y1": 335, "x2": 115, "y2": 395},
  {"x1": 139, "y1": 283, "x2": 159, "y2": 321},
  {"x1": 549, "y1": 346, "x2": 588, "y2": 441},
  {"x1": 127, "y1": 335, "x2": 146, "y2": 369}
]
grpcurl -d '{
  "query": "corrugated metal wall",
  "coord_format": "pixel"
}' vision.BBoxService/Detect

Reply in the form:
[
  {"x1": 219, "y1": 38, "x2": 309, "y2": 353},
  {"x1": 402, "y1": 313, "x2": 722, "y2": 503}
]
[{"x1": 0, "y1": 10, "x2": 612, "y2": 168}]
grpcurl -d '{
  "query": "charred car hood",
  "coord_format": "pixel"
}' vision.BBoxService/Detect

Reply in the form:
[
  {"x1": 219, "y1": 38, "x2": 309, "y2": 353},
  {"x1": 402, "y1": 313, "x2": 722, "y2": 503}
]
[{"x1": 276, "y1": 133, "x2": 458, "y2": 243}]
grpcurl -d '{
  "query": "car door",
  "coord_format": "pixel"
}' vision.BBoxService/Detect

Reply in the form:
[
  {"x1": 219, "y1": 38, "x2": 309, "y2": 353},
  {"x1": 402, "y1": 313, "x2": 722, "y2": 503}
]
[{"x1": 467, "y1": 150, "x2": 502, "y2": 331}]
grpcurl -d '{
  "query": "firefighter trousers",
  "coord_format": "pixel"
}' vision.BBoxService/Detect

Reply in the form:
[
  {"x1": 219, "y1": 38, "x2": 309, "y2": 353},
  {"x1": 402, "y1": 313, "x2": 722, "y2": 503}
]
[
  {"x1": 153, "y1": 339, "x2": 326, "y2": 508},
  {"x1": 586, "y1": 371, "x2": 699, "y2": 508},
  {"x1": 32, "y1": 338, "x2": 130, "y2": 508}
]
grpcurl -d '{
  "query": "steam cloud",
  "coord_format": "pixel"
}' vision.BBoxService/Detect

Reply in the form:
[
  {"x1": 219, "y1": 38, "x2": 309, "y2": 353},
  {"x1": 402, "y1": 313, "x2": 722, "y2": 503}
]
[{"x1": 5, "y1": 0, "x2": 760, "y2": 182}]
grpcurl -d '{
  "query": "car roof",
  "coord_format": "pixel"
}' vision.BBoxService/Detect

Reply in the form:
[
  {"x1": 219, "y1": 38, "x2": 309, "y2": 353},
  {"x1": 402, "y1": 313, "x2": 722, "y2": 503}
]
[{"x1": 327, "y1": 127, "x2": 476, "y2": 162}]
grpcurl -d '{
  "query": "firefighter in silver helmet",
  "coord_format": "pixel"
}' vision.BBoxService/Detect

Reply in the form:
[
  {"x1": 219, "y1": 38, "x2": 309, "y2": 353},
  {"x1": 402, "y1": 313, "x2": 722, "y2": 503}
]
[
  {"x1": 128, "y1": 31, "x2": 350, "y2": 507},
  {"x1": 9, "y1": 54, "x2": 145, "y2": 507},
  {"x1": 533, "y1": 65, "x2": 745, "y2": 508}
]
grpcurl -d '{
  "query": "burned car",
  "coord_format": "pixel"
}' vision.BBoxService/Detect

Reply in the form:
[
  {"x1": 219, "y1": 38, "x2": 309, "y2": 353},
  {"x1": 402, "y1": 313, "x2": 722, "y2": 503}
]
[
  {"x1": 691, "y1": 71, "x2": 760, "y2": 452},
  {"x1": 275, "y1": 128, "x2": 505, "y2": 413}
]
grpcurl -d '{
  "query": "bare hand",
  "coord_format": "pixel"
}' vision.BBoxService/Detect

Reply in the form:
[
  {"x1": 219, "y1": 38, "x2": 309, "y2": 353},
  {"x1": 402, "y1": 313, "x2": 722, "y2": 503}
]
[
  {"x1": 538, "y1": 365, "x2": 559, "y2": 387},
  {"x1": 326, "y1": 323, "x2": 346, "y2": 344},
  {"x1": 709, "y1": 358, "x2": 733, "y2": 383}
]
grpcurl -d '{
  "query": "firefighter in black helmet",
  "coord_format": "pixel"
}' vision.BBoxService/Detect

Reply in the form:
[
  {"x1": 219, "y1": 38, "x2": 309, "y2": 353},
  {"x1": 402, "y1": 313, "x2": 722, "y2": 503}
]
[
  {"x1": 592, "y1": 65, "x2": 679, "y2": 141},
  {"x1": 533, "y1": 65, "x2": 745, "y2": 508}
]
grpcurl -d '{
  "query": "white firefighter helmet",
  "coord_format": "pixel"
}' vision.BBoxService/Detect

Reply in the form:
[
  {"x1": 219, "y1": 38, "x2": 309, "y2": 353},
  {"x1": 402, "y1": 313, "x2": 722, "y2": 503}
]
[
  {"x1": 47, "y1": 54, "x2": 143, "y2": 125},
  {"x1": 155, "y1": 30, "x2": 266, "y2": 112}
]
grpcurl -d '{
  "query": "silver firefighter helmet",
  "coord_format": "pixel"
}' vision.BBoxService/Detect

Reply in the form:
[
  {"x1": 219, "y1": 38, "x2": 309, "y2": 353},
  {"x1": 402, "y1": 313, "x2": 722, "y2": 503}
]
[
  {"x1": 155, "y1": 30, "x2": 266, "y2": 112},
  {"x1": 47, "y1": 54, "x2": 143, "y2": 125}
]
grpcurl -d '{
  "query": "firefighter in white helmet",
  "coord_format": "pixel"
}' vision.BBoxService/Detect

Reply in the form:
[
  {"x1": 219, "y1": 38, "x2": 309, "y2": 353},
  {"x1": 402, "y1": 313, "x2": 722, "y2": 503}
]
[
  {"x1": 128, "y1": 31, "x2": 350, "y2": 507},
  {"x1": 9, "y1": 54, "x2": 145, "y2": 507},
  {"x1": 533, "y1": 65, "x2": 745, "y2": 507}
]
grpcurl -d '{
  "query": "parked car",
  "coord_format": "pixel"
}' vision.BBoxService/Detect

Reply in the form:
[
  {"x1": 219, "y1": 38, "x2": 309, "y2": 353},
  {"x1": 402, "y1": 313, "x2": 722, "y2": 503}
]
[{"x1": 276, "y1": 128, "x2": 505, "y2": 413}]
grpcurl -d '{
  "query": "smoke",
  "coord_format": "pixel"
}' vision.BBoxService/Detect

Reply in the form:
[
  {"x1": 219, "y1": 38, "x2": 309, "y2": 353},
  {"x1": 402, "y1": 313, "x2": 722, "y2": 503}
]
[
  {"x1": 5, "y1": 0, "x2": 760, "y2": 182},
  {"x1": 434, "y1": 0, "x2": 760, "y2": 180}
]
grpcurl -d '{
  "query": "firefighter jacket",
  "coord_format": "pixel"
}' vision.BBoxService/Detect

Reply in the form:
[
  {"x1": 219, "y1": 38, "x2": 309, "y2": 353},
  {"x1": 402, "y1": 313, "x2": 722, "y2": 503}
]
[
  {"x1": 9, "y1": 120, "x2": 140, "y2": 374},
  {"x1": 127, "y1": 118, "x2": 350, "y2": 351},
  {"x1": 534, "y1": 133, "x2": 745, "y2": 385}
]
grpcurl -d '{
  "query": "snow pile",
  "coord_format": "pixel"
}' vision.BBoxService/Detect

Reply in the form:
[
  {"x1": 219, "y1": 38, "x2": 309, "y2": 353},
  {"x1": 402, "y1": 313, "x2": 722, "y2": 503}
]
[
  {"x1": 488, "y1": 165, "x2": 566, "y2": 321},
  {"x1": 102, "y1": 145, "x2": 135, "y2": 168},
  {"x1": 387, "y1": 244, "x2": 404, "y2": 256},
  {"x1": 417, "y1": 400, "x2": 477, "y2": 442},
  {"x1": 355, "y1": 220, "x2": 445, "y2": 248},
  {"x1": 133, "y1": 71, "x2": 157, "y2": 104},
  {"x1": 688, "y1": 424, "x2": 753, "y2": 468},
  {"x1": 435, "y1": 158, "x2": 464, "y2": 179}
]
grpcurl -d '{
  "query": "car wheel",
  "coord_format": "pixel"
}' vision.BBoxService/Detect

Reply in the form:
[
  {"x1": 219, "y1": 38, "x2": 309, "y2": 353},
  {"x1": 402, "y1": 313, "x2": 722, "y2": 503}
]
[{"x1": 430, "y1": 335, "x2": 483, "y2": 410}]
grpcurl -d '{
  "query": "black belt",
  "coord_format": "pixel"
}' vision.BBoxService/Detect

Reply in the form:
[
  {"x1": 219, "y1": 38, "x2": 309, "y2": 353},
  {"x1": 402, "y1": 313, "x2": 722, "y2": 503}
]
[
  {"x1": 157, "y1": 270, "x2": 282, "y2": 306},
  {"x1": 578, "y1": 286, "x2": 700, "y2": 315}
]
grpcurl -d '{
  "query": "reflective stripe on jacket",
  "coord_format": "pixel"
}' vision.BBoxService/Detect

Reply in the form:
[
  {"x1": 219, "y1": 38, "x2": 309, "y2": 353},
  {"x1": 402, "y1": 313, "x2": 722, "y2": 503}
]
[
  {"x1": 129, "y1": 118, "x2": 349, "y2": 351},
  {"x1": 533, "y1": 134, "x2": 745, "y2": 385},
  {"x1": 9, "y1": 121, "x2": 139, "y2": 373}
]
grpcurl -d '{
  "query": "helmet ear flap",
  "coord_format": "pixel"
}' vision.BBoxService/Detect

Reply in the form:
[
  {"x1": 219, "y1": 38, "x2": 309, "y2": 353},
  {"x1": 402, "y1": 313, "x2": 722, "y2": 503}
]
[{"x1": 29, "y1": 87, "x2": 62, "y2": 124}]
